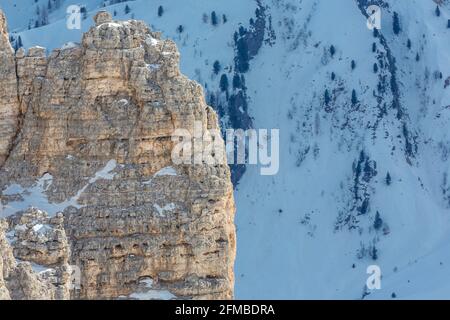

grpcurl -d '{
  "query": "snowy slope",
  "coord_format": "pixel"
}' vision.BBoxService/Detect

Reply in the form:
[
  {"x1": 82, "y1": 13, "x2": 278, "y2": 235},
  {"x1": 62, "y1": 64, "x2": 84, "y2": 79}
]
[
  {"x1": 234, "y1": 0, "x2": 450, "y2": 299},
  {"x1": 1, "y1": 0, "x2": 450, "y2": 299}
]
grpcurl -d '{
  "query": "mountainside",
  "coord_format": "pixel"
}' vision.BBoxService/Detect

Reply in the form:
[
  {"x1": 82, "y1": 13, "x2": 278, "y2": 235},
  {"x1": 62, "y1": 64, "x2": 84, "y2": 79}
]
[
  {"x1": 0, "y1": 9, "x2": 235, "y2": 300},
  {"x1": 235, "y1": 0, "x2": 450, "y2": 299},
  {"x1": 1, "y1": 0, "x2": 450, "y2": 299}
]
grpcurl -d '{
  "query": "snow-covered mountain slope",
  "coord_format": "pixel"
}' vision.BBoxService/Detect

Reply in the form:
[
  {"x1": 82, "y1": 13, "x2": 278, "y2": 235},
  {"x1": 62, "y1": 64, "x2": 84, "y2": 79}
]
[
  {"x1": 234, "y1": 0, "x2": 450, "y2": 299},
  {"x1": 1, "y1": 0, "x2": 450, "y2": 299}
]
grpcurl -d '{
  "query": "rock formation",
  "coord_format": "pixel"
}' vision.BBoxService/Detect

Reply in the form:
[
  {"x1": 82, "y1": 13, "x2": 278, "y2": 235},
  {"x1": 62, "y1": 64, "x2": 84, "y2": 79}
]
[
  {"x1": 0, "y1": 208, "x2": 71, "y2": 300},
  {"x1": 0, "y1": 10, "x2": 20, "y2": 166},
  {"x1": 0, "y1": 11, "x2": 235, "y2": 300}
]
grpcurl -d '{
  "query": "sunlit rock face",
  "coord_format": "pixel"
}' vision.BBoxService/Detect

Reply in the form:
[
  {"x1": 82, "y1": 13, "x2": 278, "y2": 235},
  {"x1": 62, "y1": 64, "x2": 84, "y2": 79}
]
[
  {"x1": 0, "y1": 10, "x2": 20, "y2": 166},
  {"x1": 0, "y1": 11, "x2": 235, "y2": 300}
]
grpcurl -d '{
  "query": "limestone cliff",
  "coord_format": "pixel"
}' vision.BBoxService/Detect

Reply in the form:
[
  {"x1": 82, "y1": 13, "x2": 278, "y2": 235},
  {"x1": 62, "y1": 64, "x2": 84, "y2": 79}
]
[
  {"x1": 0, "y1": 10, "x2": 20, "y2": 166},
  {"x1": 0, "y1": 11, "x2": 235, "y2": 300}
]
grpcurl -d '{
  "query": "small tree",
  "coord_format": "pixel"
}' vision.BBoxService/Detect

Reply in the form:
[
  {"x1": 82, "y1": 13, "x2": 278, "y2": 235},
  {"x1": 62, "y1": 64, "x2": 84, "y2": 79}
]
[
  {"x1": 220, "y1": 74, "x2": 229, "y2": 92},
  {"x1": 373, "y1": 28, "x2": 379, "y2": 38},
  {"x1": 125, "y1": 5, "x2": 131, "y2": 15},
  {"x1": 386, "y1": 172, "x2": 391, "y2": 185},
  {"x1": 351, "y1": 60, "x2": 356, "y2": 70},
  {"x1": 331, "y1": 72, "x2": 336, "y2": 81},
  {"x1": 177, "y1": 25, "x2": 184, "y2": 33},
  {"x1": 447, "y1": 19, "x2": 450, "y2": 29},
  {"x1": 158, "y1": 6, "x2": 164, "y2": 17},
  {"x1": 372, "y1": 43, "x2": 376, "y2": 53},
  {"x1": 373, "y1": 63, "x2": 378, "y2": 73},
  {"x1": 351, "y1": 89, "x2": 358, "y2": 105},
  {"x1": 324, "y1": 89, "x2": 331, "y2": 105},
  {"x1": 407, "y1": 39, "x2": 411, "y2": 50},
  {"x1": 416, "y1": 53, "x2": 420, "y2": 61},
  {"x1": 371, "y1": 246, "x2": 378, "y2": 260},
  {"x1": 330, "y1": 45, "x2": 336, "y2": 57},
  {"x1": 17, "y1": 36, "x2": 23, "y2": 48},
  {"x1": 213, "y1": 60, "x2": 221, "y2": 75},
  {"x1": 435, "y1": 5, "x2": 441, "y2": 17},
  {"x1": 222, "y1": 14, "x2": 227, "y2": 24},
  {"x1": 236, "y1": 38, "x2": 249, "y2": 73},
  {"x1": 393, "y1": 12, "x2": 401, "y2": 35},
  {"x1": 211, "y1": 11, "x2": 218, "y2": 26},
  {"x1": 113, "y1": 10, "x2": 117, "y2": 16},
  {"x1": 80, "y1": 7, "x2": 87, "y2": 20},
  {"x1": 374, "y1": 211, "x2": 383, "y2": 230},
  {"x1": 233, "y1": 74, "x2": 242, "y2": 89}
]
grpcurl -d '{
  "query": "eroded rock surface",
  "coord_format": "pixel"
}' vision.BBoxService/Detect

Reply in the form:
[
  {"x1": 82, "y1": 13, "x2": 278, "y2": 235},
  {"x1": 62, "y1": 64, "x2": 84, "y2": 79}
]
[
  {"x1": 0, "y1": 10, "x2": 20, "y2": 166},
  {"x1": 0, "y1": 209, "x2": 71, "y2": 300},
  {"x1": 0, "y1": 11, "x2": 235, "y2": 300}
]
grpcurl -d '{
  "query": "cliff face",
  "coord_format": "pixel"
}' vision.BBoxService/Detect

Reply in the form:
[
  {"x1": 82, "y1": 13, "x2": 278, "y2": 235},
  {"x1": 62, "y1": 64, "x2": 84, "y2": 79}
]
[
  {"x1": 0, "y1": 10, "x2": 19, "y2": 166},
  {"x1": 0, "y1": 11, "x2": 235, "y2": 300}
]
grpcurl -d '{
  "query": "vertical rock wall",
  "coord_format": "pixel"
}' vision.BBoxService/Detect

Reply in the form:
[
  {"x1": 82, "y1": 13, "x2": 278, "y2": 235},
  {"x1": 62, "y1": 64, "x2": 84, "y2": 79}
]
[{"x1": 0, "y1": 11, "x2": 236, "y2": 300}]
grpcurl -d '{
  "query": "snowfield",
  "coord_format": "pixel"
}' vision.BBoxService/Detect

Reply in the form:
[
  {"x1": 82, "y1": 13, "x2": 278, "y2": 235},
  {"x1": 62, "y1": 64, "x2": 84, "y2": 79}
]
[{"x1": 1, "y1": 0, "x2": 450, "y2": 299}]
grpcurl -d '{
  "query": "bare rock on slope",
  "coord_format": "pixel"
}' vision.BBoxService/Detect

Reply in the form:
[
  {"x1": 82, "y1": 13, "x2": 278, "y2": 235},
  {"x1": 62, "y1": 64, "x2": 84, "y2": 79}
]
[
  {"x1": 0, "y1": 209, "x2": 71, "y2": 300},
  {"x1": 0, "y1": 10, "x2": 20, "y2": 166},
  {"x1": 0, "y1": 11, "x2": 235, "y2": 300}
]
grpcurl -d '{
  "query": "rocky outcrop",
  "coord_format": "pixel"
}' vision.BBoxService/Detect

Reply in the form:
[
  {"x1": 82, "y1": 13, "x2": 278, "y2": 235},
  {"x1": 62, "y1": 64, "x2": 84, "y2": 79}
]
[
  {"x1": 0, "y1": 10, "x2": 20, "y2": 166},
  {"x1": 0, "y1": 11, "x2": 235, "y2": 300},
  {"x1": 7, "y1": 208, "x2": 69, "y2": 266},
  {"x1": 0, "y1": 210, "x2": 71, "y2": 300}
]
